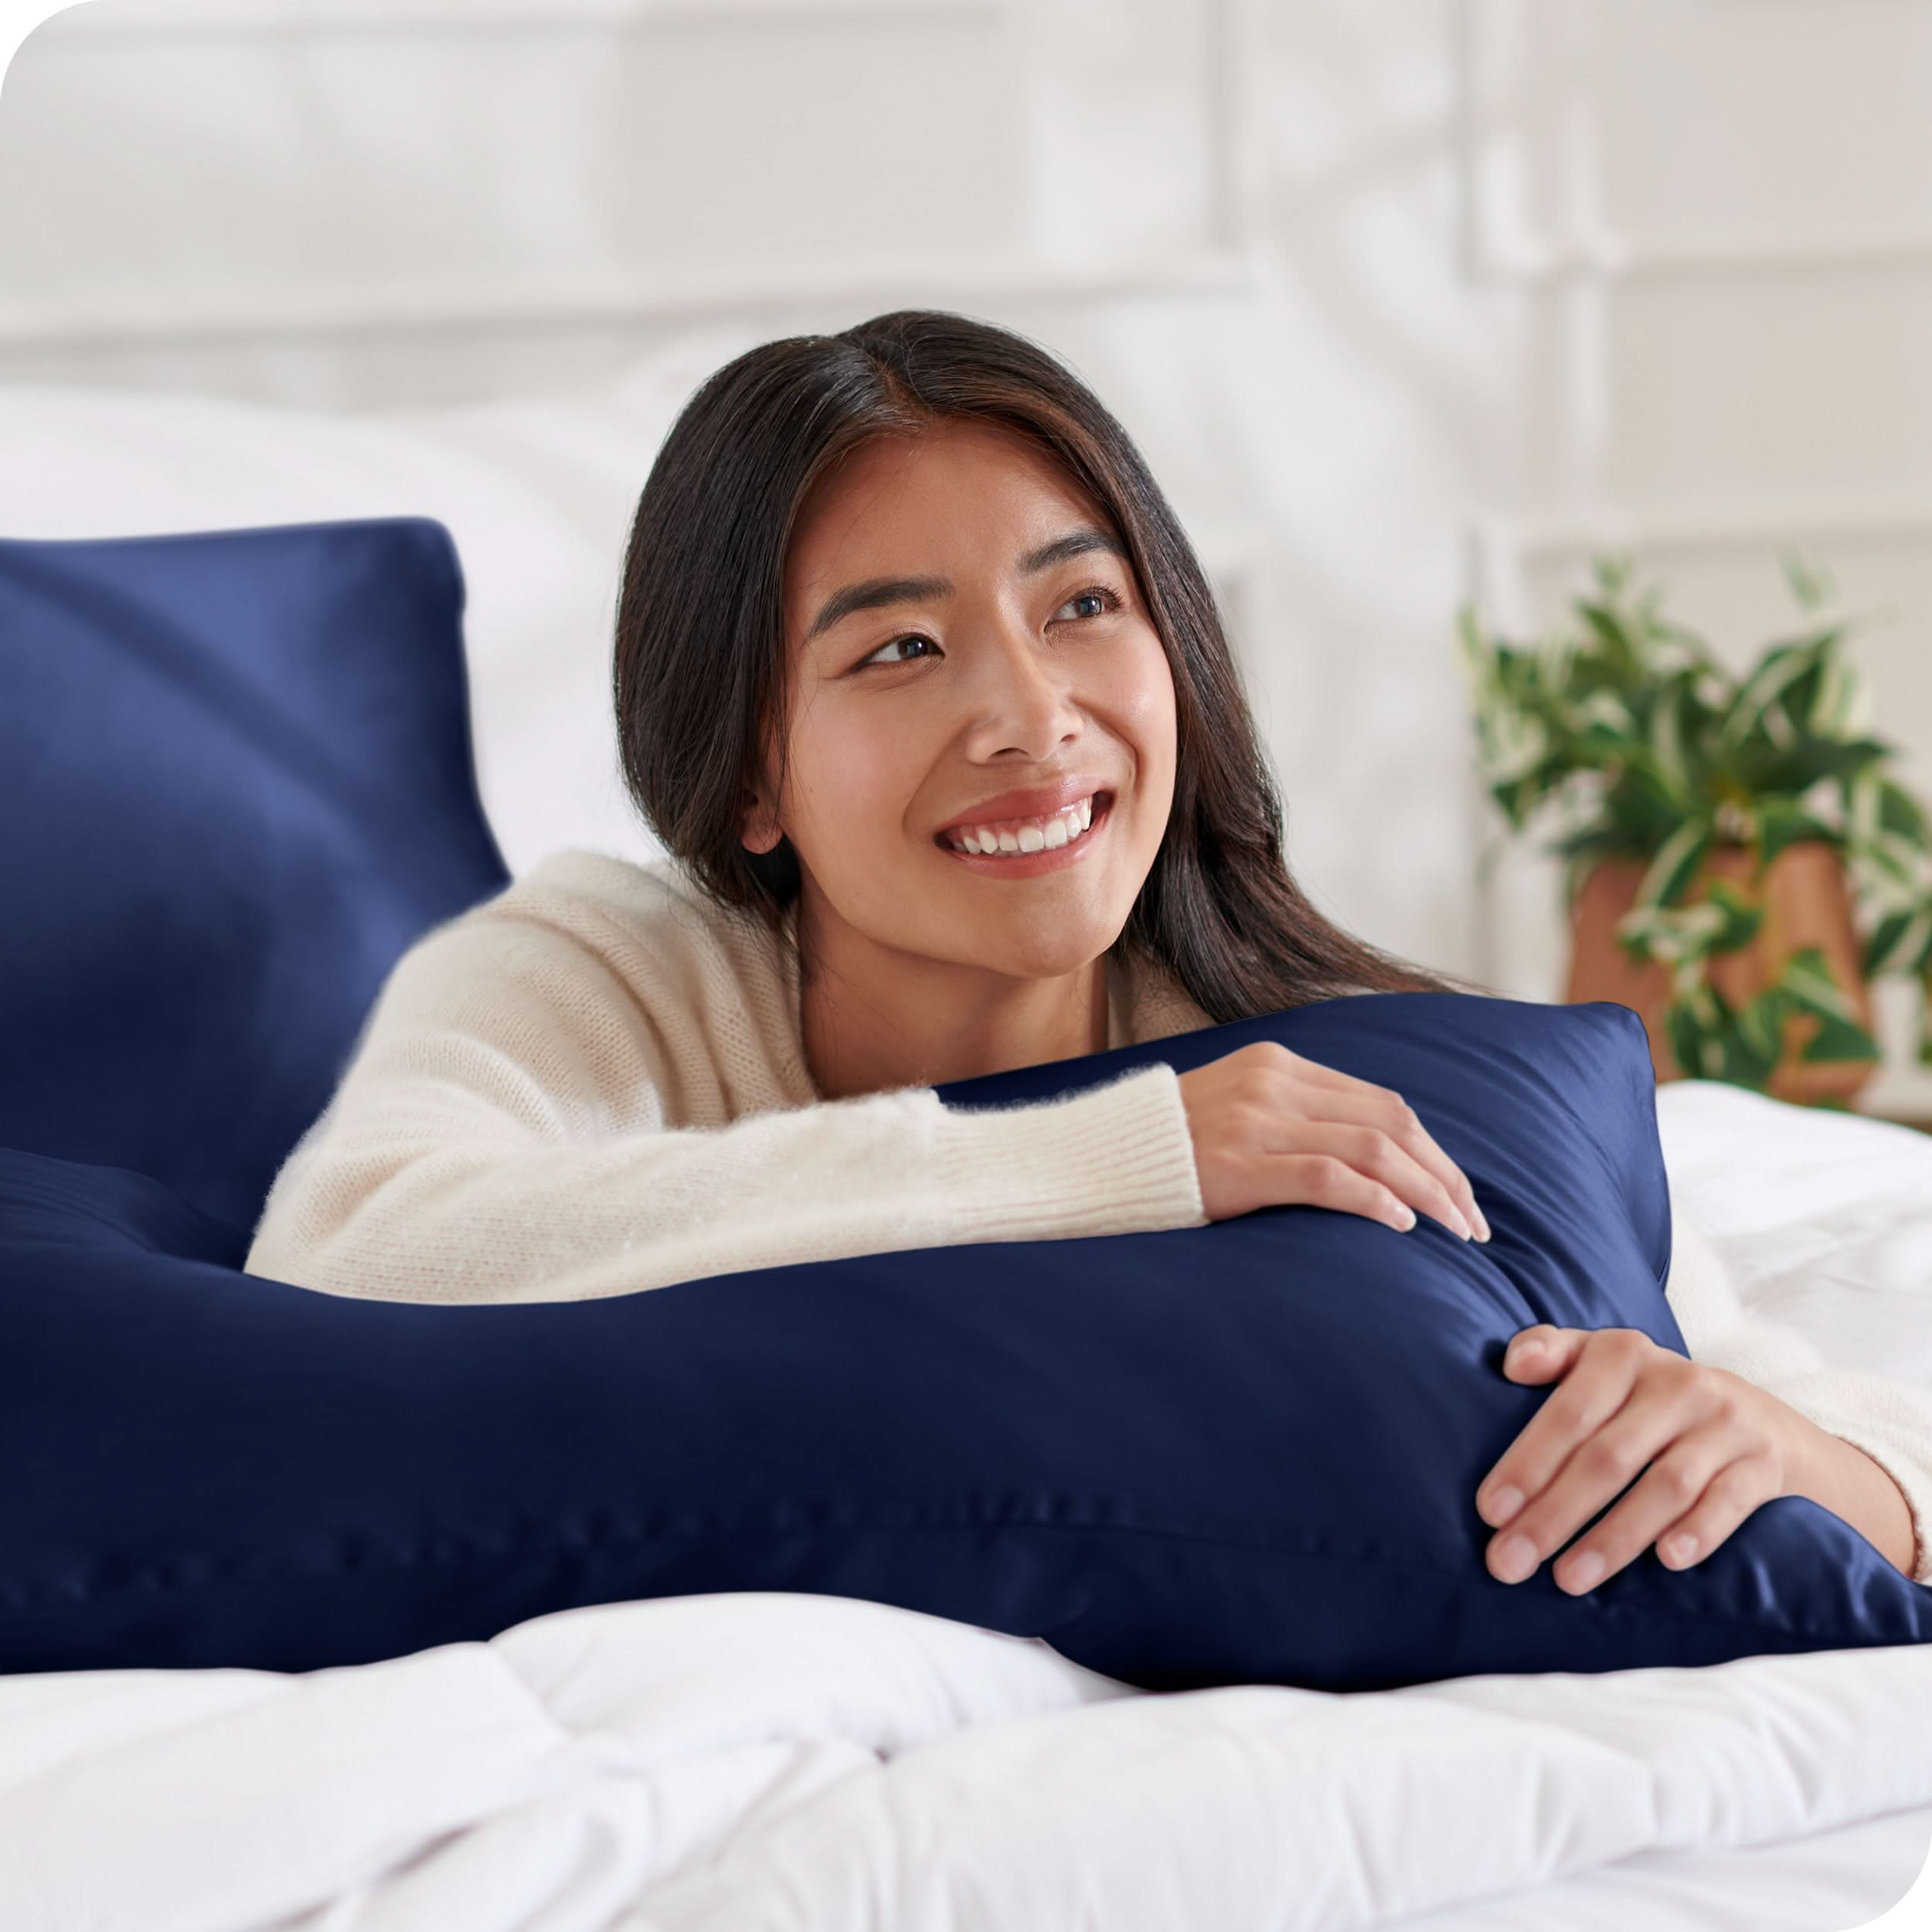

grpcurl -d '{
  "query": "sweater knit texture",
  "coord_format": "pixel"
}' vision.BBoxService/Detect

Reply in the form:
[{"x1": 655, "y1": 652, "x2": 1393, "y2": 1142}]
[{"x1": 246, "y1": 847, "x2": 1932, "y2": 1583}]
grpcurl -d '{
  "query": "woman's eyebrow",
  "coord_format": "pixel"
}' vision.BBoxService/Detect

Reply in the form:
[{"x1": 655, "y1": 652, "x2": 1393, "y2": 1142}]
[{"x1": 804, "y1": 526, "x2": 1128, "y2": 644}]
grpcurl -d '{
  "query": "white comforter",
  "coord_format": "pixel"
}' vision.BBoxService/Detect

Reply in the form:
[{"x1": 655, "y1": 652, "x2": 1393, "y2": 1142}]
[{"x1": 5, "y1": 1080, "x2": 1930, "y2": 1932}]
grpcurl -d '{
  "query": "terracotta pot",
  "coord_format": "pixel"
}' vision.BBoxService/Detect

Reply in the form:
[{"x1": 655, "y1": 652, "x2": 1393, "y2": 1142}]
[{"x1": 1563, "y1": 841, "x2": 1878, "y2": 1106}]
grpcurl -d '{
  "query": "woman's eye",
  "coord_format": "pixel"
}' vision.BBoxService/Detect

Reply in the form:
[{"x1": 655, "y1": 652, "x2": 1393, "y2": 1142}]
[
  {"x1": 1057, "y1": 586, "x2": 1121, "y2": 622},
  {"x1": 855, "y1": 587, "x2": 1119, "y2": 672},
  {"x1": 858, "y1": 634, "x2": 939, "y2": 672}
]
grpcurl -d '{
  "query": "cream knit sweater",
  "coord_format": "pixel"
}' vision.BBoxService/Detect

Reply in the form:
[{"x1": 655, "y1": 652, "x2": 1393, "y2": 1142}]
[{"x1": 246, "y1": 847, "x2": 1932, "y2": 1582}]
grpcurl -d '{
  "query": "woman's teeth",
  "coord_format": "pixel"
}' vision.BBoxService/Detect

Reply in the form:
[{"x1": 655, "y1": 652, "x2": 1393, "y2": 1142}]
[{"x1": 944, "y1": 793, "x2": 1097, "y2": 856}]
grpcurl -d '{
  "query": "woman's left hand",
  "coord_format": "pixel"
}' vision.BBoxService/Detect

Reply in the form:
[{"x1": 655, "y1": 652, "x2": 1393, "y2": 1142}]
[{"x1": 1476, "y1": 1325, "x2": 1811, "y2": 1594}]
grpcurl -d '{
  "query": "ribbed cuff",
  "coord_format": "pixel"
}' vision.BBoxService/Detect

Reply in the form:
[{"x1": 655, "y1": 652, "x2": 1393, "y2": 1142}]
[{"x1": 930, "y1": 1062, "x2": 1206, "y2": 1242}]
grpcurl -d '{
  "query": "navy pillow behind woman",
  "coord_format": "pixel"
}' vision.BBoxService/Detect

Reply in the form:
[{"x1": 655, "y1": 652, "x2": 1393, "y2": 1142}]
[
  {"x1": 0, "y1": 521, "x2": 510, "y2": 1233},
  {"x1": 2, "y1": 992, "x2": 1924, "y2": 1686}
]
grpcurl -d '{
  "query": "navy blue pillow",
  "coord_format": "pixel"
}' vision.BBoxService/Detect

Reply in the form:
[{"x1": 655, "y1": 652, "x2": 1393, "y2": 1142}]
[
  {"x1": 0, "y1": 521, "x2": 509, "y2": 1232},
  {"x1": 2, "y1": 994, "x2": 1924, "y2": 1685}
]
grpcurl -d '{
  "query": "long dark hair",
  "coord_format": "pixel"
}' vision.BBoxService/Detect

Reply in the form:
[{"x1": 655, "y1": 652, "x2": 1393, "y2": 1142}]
[{"x1": 614, "y1": 308, "x2": 1496, "y2": 1020}]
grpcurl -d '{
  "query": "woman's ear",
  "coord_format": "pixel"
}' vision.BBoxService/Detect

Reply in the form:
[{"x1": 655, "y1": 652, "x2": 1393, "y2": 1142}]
[{"x1": 740, "y1": 785, "x2": 782, "y2": 856}]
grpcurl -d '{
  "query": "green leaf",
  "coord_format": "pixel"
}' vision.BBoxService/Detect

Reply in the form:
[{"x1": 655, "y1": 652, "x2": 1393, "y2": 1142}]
[
  {"x1": 1758, "y1": 944, "x2": 1879, "y2": 1065},
  {"x1": 1641, "y1": 671, "x2": 1702, "y2": 811},
  {"x1": 1719, "y1": 1028, "x2": 1783, "y2": 1090},
  {"x1": 1599, "y1": 760, "x2": 1702, "y2": 849},
  {"x1": 1862, "y1": 906, "x2": 1927, "y2": 978},
  {"x1": 1552, "y1": 822, "x2": 1645, "y2": 862},
  {"x1": 1781, "y1": 549, "x2": 1835, "y2": 613},
  {"x1": 1781, "y1": 658, "x2": 1826, "y2": 735},
  {"x1": 1702, "y1": 877, "x2": 1765, "y2": 954},
  {"x1": 1878, "y1": 777, "x2": 1929, "y2": 843},
  {"x1": 1477, "y1": 706, "x2": 1554, "y2": 788},
  {"x1": 1648, "y1": 617, "x2": 1729, "y2": 678},
  {"x1": 1732, "y1": 731, "x2": 1892, "y2": 801},
  {"x1": 1807, "y1": 648, "x2": 1868, "y2": 737},
  {"x1": 1713, "y1": 640, "x2": 1829, "y2": 760},
  {"x1": 1632, "y1": 816, "x2": 1714, "y2": 910},
  {"x1": 1591, "y1": 554, "x2": 1635, "y2": 601},
  {"x1": 1455, "y1": 604, "x2": 1496, "y2": 689},
  {"x1": 1854, "y1": 832, "x2": 1923, "y2": 892},
  {"x1": 1617, "y1": 898, "x2": 1730, "y2": 967},
  {"x1": 1778, "y1": 945, "x2": 1861, "y2": 1024},
  {"x1": 1664, "y1": 997, "x2": 1709, "y2": 1080},
  {"x1": 1757, "y1": 798, "x2": 1840, "y2": 869},
  {"x1": 1574, "y1": 600, "x2": 1647, "y2": 687},
  {"x1": 1797, "y1": 1010, "x2": 1880, "y2": 1063},
  {"x1": 1734, "y1": 987, "x2": 1792, "y2": 1070}
]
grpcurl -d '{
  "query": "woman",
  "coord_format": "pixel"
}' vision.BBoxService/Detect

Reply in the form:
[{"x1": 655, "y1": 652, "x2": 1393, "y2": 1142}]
[{"x1": 245, "y1": 309, "x2": 1929, "y2": 1593}]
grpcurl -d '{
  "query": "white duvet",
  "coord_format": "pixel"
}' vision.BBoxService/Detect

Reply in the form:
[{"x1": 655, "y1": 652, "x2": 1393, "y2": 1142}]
[{"x1": 4, "y1": 1078, "x2": 1931, "y2": 1932}]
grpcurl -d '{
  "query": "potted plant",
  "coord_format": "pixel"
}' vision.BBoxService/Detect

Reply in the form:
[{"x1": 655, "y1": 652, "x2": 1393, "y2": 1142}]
[{"x1": 1457, "y1": 554, "x2": 1932, "y2": 1106}]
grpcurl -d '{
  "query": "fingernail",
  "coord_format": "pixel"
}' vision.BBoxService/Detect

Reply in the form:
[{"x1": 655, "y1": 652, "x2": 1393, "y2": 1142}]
[
  {"x1": 1494, "y1": 1533, "x2": 1536, "y2": 1583},
  {"x1": 1475, "y1": 1209, "x2": 1493, "y2": 1243},
  {"x1": 1485, "y1": 1485, "x2": 1523, "y2": 1527},
  {"x1": 1453, "y1": 1212, "x2": 1475, "y2": 1242},
  {"x1": 1562, "y1": 1551, "x2": 1605, "y2": 1594},
  {"x1": 1664, "y1": 1533, "x2": 1698, "y2": 1566}
]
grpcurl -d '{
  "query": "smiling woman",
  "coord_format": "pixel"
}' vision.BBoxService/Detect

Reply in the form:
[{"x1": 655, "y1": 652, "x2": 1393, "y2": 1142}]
[
  {"x1": 242, "y1": 310, "x2": 1930, "y2": 1592},
  {"x1": 247, "y1": 308, "x2": 1492, "y2": 1312},
  {"x1": 752, "y1": 421, "x2": 1194, "y2": 1098},
  {"x1": 614, "y1": 311, "x2": 1488, "y2": 1102}
]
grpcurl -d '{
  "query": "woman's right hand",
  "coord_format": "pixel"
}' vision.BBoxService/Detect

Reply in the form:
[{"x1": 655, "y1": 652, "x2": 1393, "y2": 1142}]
[{"x1": 1175, "y1": 1041, "x2": 1489, "y2": 1241}]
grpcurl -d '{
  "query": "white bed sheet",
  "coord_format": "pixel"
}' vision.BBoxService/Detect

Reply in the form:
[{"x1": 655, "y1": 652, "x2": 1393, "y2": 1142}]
[
  {"x1": 2, "y1": 1077, "x2": 1930, "y2": 1932},
  {"x1": 2, "y1": 1591, "x2": 1926, "y2": 1932},
  {"x1": 1399, "y1": 1806, "x2": 1932, "y2": 1932}
]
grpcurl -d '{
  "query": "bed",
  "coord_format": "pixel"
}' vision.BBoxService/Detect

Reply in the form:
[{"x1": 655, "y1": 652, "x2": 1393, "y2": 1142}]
[
  {"x1": 2, "y1": 1080, "x2": 1928, "y2": 1932},
  {"x1": 2, "y1": 367, "x2": 1928, "y2": 1932}
]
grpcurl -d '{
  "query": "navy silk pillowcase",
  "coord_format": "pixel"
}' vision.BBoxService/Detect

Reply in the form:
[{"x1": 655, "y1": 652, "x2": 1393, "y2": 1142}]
[
  {"x1": 2, "y1": 993, "x2": 1926, "y2": 1685},
  {"x1": 0, "y1": 521, "x2": 510, "y2": 1233}
]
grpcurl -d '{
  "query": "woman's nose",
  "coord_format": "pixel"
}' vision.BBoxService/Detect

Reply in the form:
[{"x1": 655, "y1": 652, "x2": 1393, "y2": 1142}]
[{"x1": 962, "y1": 623, "x2": 1081, "y2": 732}]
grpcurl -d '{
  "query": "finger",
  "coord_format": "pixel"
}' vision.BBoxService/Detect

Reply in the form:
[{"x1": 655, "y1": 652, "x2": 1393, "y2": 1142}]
[
  {"x1": 1547, "y1": 1429, "x2": 1760, "y2": 1594},
  {"x1": 1475, "y1": 1328, "x2": 1587, "y2": 1526},
  {"x1": 1269, "y1": 1151, "x2": 1422, "y2": 1236},
  {"x1": 1485, "y1": 1352, "x2": 1709, "y2": 1587},
  {"x1": 1314, "y1": 1119, "x2": 1473, "y2": 1241},
  {"x1": 1651, "y1": 1453, "x2": 1786, "y2": 1574},
  {"x1": 1476, "y1": 1329, "x2": 1642, "y2": 1532},
  {"x1": 1275, "y1": 1105, "x2": 1468, "y2": 1236},
  {"x1": 1287, "y1": 1073, "x2": 1487, "y2": 1241},
  {"x1": 1499, "y1": 1325, "x2": 1579, "y2": 1386}
]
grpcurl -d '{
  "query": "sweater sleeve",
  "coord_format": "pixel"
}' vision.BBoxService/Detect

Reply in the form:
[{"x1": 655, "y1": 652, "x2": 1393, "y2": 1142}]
[
  {"x1": 243, "y1": 902, "x2": 1208, "y2": 1307},
  {"x1": 1663, "y1": 1175, "x2": 1932, "y2": 1585}
]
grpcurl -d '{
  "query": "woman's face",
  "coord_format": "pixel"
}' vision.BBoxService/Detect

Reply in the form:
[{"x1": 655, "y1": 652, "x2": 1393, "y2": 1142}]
[{"x1": 750, "y1": 418, "x2": 1178, "y2": 986}]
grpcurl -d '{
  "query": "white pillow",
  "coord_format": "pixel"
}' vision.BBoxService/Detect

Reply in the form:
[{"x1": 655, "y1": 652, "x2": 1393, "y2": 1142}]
[{"x1": 0, "y1": 325, "x2": 767, "y2": 876}]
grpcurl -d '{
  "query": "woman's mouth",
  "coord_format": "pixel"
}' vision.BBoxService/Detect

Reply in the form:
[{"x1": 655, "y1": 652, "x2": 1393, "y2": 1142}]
[{"x1": 934, "y1": 791, "x2": 1113, "y2": 876}]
